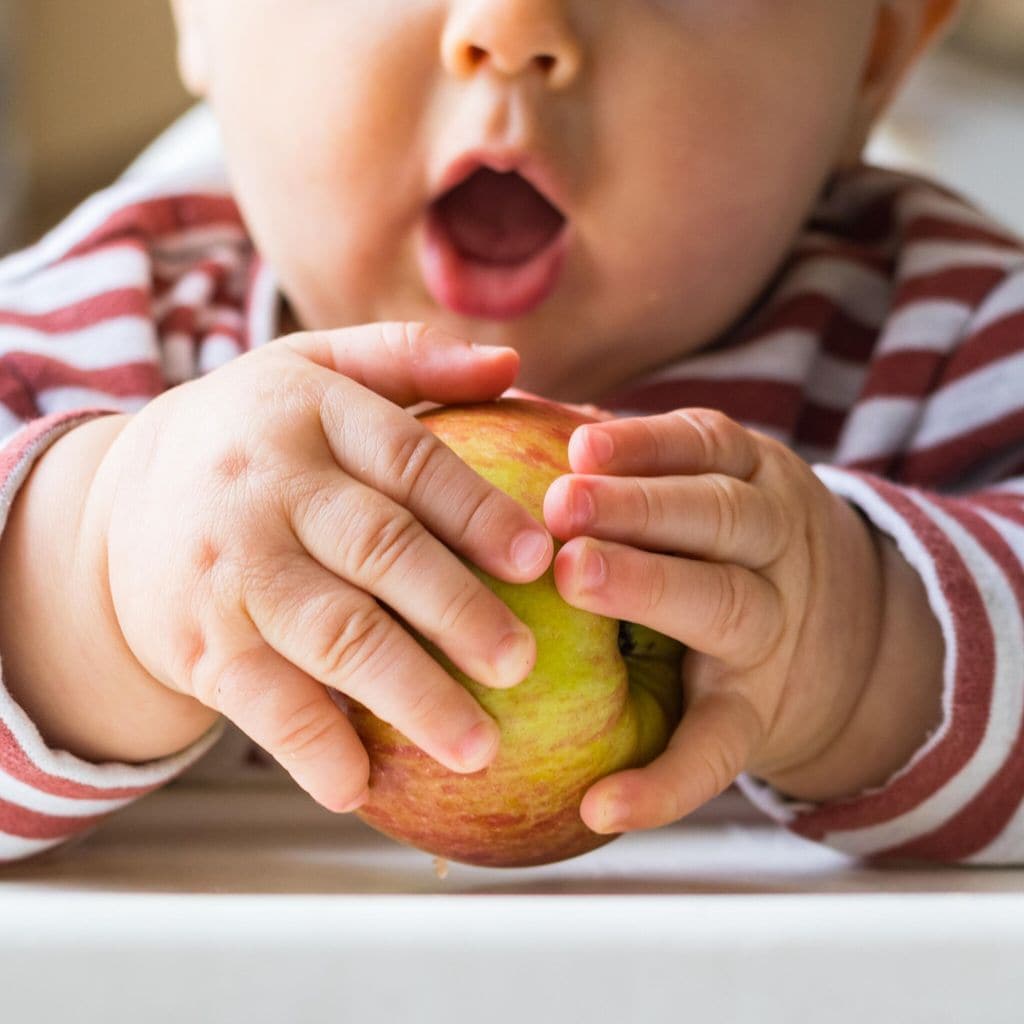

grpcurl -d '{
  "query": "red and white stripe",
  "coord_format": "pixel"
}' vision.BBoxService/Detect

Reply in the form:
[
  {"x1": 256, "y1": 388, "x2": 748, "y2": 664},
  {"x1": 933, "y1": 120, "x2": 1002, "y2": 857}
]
[
  {"x1": 0, "y1": 676, "x2": 222, "y2": 862},
  {"x1": 599, "y1": 165, "x2": 1024, "y2": 863},
  {"x1": 1, "y1": 160, "x2": 1023, "y2": 863},
  {"x1": 738, "y1": 470, "x2": 1024, "y2": 861}
]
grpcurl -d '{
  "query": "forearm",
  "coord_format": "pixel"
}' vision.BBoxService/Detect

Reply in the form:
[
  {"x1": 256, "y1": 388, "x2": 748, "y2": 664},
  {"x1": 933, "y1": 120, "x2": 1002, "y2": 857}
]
[
  {"x1": 0, "y1": 414, "x2": 219, "y2": 763},
  {"x1": 763, "y1": 527, "x2": 945, "y2": 803}
]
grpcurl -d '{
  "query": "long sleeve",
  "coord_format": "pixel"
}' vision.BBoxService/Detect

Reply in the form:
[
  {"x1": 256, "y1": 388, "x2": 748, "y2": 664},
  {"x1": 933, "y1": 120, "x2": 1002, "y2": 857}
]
[
  {"x1": 739, "y1": 468, "x2": 1024, "y2": 862},
  {"x1": 0, "y1": 414, "x2": 227, "y2": 862},
  {"x1": 738, "y1": 255, "x2": 1024, "y2": 863},
  {"x1": 0, "y1": 179, "x2": 268, "y2": 862},
  {"x1": 605, "y1": 165, "x2": 1024, "y2": 863}
]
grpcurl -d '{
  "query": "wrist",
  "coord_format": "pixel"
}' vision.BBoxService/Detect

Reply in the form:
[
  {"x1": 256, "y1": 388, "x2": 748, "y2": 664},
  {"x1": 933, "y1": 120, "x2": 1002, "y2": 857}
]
[
  {"x1": 0, "y1": 414, "x2": 219, "y2": 763},
  {"x1": 761, "y1": 525, "x2": 945, "y2": 803}
]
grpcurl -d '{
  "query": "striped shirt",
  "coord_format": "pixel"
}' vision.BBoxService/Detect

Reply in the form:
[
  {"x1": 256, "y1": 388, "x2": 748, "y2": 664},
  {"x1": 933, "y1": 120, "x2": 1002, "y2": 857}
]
[{"x1": 1, "y1": 159, "x2": 1022, "y2": 864}]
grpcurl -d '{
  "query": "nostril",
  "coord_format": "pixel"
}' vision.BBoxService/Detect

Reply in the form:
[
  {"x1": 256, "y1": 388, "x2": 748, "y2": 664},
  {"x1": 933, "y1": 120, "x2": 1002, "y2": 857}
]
[{"x1": 444, "y1": 36, "x2": 579, "y2": 89}]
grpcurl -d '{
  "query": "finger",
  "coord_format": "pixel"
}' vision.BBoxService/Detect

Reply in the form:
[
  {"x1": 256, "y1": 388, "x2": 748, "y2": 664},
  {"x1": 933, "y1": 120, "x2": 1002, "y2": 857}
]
[
  {"x1": 281, "y1": 321, "x2": 520, "y2": 409},
  {"x1": 203, "y1": 643, "x2": 372, "y2": 814},
  {"x1": 567, "y1": 408, "x2": 761, "y2": 479},
  {"x1": 544, "y1": 473, "x2": 786, "y2": 569},
  {"x1": 291, "y1": 468, "x2": 535, "y2": 689},
  {"x1": 580, "y1": 691, "x2": 763, "y2": 833},
  {"x1": 554, "y1": 538, "x2": 783, "y2": 667},
  {"x1": 243, "y1": 555, "x2": 502, "y2": 774},
  {"x1": 311, "y1": 377, "x2": 552, "y2": 584}
]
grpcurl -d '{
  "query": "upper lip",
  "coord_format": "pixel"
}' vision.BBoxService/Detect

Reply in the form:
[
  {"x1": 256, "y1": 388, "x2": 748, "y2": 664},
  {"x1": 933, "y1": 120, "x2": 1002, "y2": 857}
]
[{"x1": 431, "y1": 147, "x2": 570, "y2": 217}]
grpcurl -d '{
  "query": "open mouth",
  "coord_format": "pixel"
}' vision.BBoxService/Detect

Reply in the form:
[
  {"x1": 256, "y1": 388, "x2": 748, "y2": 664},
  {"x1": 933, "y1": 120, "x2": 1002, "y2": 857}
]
[{"x1": 419, "y1": 168, "x2": 570, "y2": 320}]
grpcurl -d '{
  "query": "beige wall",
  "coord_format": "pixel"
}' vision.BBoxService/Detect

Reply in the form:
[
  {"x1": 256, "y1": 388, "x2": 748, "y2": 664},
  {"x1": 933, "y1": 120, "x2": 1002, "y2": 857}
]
[
  {"x1": 10, "y1": 0, "x2": 192, "y2": 248},
  {"x1": 956, "y1": 0, "x2": 1024, "y2": 66}
]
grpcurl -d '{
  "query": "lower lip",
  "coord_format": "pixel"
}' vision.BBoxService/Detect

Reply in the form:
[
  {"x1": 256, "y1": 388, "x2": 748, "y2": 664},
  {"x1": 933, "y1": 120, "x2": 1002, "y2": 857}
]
[{"x1": 418, "y1": 209, "x2": 570, "y2": 321}]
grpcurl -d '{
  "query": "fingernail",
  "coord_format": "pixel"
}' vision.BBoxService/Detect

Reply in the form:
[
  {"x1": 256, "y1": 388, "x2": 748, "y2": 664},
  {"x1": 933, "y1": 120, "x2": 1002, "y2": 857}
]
[
  {"x1": 598, "y1": 795, "x2": 630, "y2": 833},
  {"x1": 471, "y1": 342, "x2": 515, "y2": 356},
  {"x1": 492, "y1": 630, "x2": 534, "y2": 687},
  {"x1": 570, "y1": 483, "x2": 594, "y2": 529},
  {"x1": 579, "y1": 544, "x2": 607, "y2": 591},
  {"x1": 511, "y1": 529, "x2": 550, "y2": 574},
  {"x1": 586, "y1": 428, "x2": 614, "y2": 466},
  {"x1": 336, "y1": 786, "x2": 369, "y2": 814},
  {"x1": 458, "y1": 721, "x2": 500, "y2": 772}
]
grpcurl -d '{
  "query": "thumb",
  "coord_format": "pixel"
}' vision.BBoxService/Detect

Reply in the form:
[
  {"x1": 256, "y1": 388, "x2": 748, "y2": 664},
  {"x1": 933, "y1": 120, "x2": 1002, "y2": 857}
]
[
  {"x1": 579, "y1": 690, "x2": 763, "y2": 834},
  {"x1": 279, "y1": 321, "x2": 520, "y2": 407}
]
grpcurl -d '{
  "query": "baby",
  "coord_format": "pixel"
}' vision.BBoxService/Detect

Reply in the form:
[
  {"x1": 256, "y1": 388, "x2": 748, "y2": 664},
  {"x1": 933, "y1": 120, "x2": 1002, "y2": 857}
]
[{"x1": 1, "y1": 0, "x2": 1022, "y2": 864}]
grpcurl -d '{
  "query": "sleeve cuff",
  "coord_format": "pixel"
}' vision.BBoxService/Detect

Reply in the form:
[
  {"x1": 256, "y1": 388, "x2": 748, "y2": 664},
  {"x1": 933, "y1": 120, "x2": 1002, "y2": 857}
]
[
  {"x1": 0, "y1": 679, "x2": 225, "y2": 862},
  {"x1": 0, "y1": 408, "x2": 227, "y2": 862},
  {"x1": 736, "y1": 466, "x2": 1024, "y2": 863},
  {"x1": 1, "y1": 408, "x2": 120, "y2": 518}
]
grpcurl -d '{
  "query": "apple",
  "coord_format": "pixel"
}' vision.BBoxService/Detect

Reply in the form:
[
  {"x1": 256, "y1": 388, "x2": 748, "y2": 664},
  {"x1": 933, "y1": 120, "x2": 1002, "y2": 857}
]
[{"x1": 344, "y1": 398, "x2": 684, "y2": 868}]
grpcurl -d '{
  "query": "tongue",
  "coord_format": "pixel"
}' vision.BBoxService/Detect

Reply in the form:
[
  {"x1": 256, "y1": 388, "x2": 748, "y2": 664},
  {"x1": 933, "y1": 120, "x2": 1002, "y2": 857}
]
[{"x1": 435, "y1": 168, "x2": 565, "y2": 266}]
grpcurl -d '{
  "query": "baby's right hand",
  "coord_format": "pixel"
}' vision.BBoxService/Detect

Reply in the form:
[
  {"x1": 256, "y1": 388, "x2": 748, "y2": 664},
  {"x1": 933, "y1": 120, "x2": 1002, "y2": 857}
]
[{"x1": 85, "y1": 323, "x2": 552, "y2": 812}]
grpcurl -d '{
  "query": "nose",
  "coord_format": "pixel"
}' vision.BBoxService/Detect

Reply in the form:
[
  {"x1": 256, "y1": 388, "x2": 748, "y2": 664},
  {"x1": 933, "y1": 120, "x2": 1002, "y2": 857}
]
[{"x1": 441, "y1": 0, "x2": 583, "y2": 90}]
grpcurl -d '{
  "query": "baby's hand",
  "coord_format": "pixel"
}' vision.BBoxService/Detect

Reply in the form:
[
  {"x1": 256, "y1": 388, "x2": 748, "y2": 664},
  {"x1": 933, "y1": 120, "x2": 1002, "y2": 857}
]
[
  {"x1": 85, "y1": 323, "x2": 552, "y2": 812},
  {"x1": 543, "y1": 408, "x2": 885, "y2": 834}
]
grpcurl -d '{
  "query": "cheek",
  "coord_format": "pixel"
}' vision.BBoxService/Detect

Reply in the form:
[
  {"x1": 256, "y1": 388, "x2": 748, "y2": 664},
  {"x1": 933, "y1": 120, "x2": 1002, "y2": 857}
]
[
  {"x1": 583, "y1": 10, "x2": 872, "y2": 343},
  {"x1": 204, "y1": 6, "x2": 440, "y2": 323}
]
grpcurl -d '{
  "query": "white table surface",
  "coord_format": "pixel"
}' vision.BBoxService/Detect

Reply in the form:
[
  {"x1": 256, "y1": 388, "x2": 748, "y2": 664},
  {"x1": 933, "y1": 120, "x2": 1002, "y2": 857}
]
[{"x1": 2, "y1": 781, "x2": 1023, "y2": 1024}]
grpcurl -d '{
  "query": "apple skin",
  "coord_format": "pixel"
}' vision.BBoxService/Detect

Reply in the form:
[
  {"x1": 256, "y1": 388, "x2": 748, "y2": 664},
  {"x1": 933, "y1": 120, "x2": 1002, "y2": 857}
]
[{"x1": 344, "y1": 398, "x2": 684, "y2": 868}]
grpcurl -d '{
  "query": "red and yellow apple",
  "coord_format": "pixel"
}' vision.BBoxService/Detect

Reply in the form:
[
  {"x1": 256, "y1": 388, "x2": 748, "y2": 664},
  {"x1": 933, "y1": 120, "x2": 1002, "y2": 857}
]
[{"x1": 344, "y1": 398, "x2": 684, "y2": 867}]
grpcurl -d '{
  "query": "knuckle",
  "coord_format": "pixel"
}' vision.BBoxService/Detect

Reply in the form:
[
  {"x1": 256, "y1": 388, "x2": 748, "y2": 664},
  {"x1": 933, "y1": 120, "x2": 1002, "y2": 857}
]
[
  {"x1": 238, "y1": 550, "x2": 290, "y2": 616},
  {"x1": 434, "y1": 577, "x2": 482, "y2": 638},
  {"x1": 641, "y1": 556, "x2": 668, "y2": 614},
  {"x1": 710, "y1": 567, "x2": 750, "y2": 640},
  {"x1": 707, "y1": 475, "x2": 742, "y2": 553},
  {"x1": 760, "y1": 490, "x2": 791, "y2": 564},
  {"x1": 749, "y1": 434, "x2": 792, "y2": 491},
  {"x1": 346, "y1": 505, "x2": 423, "y2": 584},
  {"x1": 383, "y1": 428, "x2": 446, "y2": 504},
  {"x1": 316, "y1": 603, "x2": 393, "y2": 682},
  {"x1": 695, "y1": 743, "x2": 737, "y2": 802},
  {"x1": 638, "y1": 416, "x2": 669, "y2": 466},
  {"x1": 401, "y1": 683, "x2": 449, "y2": 735},
  {"x1": 381, "y1": 321, "x2": 432, "y2": 363},
  {"x1": 634, "y1": 479, "x2": 660, "y2": 535},
  {"x1": 453, "y1": 484, "x2": 506, "y2": 542},
  {"x1": 290, "y1": 475, "x2": 335, "y2": 536},
  {"x1": 679, "y1": 408, "x2": 727, "y2": 462},
  {"x1": 203, "y1": 648, "x2": 261, "y2": 716},
  {"x1": 257, "y1": 354, "x2": 325, "y2": 426},
  {"x1": 274, "y1": 699, "x2": 338, "y2": 762}
]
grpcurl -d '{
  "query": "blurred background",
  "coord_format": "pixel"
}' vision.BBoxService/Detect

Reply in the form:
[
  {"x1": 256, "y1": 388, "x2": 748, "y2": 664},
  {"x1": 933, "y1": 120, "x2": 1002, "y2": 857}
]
[{"x1": 1, "y1": 0, "x2": 1023, "y2": 258}]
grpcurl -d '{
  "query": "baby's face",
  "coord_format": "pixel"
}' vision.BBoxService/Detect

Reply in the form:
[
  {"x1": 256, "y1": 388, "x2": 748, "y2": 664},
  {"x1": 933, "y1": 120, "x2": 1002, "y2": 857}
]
[{"x1": 176, "y1": 1, "x2": 883, "y2": 400}]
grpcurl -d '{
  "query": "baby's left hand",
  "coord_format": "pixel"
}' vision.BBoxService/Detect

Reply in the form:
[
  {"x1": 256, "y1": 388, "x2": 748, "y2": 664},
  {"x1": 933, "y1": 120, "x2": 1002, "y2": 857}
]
[{"x1": 543, "y1": 408, "x2": 886, "y2": 835}]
